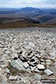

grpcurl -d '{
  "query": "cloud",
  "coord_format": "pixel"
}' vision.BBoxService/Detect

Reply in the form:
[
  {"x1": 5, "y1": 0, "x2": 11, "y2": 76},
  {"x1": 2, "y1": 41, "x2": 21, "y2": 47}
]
[
  {"x1": 0, "y1": 0, "x2": 56, "y2": 8},
  {"x1": 42, "y1": 0, "x2": 56, "y2": 5}
]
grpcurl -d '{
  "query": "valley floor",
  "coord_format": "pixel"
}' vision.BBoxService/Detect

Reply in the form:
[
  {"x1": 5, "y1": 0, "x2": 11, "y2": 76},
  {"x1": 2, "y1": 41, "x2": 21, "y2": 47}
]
[{"x1": 0, "y1": 27, "x2": 56, "y2": 84}]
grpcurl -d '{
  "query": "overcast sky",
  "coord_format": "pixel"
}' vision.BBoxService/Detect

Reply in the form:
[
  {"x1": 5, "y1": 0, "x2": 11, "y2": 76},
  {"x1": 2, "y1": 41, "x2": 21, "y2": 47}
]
[{"x1": 0, "y1": 0, "x2": 56, "y2": 8}]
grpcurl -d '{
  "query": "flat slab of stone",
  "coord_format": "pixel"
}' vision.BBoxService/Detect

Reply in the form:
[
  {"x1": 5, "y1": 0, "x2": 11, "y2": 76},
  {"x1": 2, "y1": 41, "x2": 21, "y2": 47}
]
[
  {"x1": 49, "y1": 52, "x2": 55, "y2": 57},
  {"x1": 9, "y1": 75, "x2": 18, "y2": 81},
  {"x1": 44, "y1": 69, "x2": 53, "y2": 76},
  {"x1": 50, "y1": 67, "x2": 56, "y2": 76},
  {"x1": 11, "y1": 59, "x2": 25, "y2": 71},
  {"x1": 37, "y1": 64, "x2": 45, "y2": 70}
]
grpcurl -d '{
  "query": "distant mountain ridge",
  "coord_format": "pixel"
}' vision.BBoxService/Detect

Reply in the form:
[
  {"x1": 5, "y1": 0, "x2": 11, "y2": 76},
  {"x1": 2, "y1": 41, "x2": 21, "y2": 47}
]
[
  {"x1": 0, "y1": 7, "x2": 56, "y2": 24},
  {"x1": 0, "y1": 7, "x2": 56, "y2": 15}
]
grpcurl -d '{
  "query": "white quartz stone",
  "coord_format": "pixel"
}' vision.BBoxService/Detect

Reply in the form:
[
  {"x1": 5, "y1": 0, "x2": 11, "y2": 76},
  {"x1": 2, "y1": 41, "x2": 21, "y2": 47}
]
[
  {"x1": 37, "y1": 64, "x2": 45, "y2": 70},
  {"x1": 9, "y1": 75, "x2": 18, "y2": 81}
]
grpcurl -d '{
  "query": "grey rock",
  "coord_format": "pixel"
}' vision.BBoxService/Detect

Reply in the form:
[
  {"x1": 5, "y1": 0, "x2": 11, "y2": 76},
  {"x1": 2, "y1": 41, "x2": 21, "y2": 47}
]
[
  {"x1": 41, "y1": 62, "x2": 45, "y2": 65},
  {"x1": 34, "y1": 68, "x2": 43, "y2": 73},
  {"x1": 31, "y1": 66, "x2": 36, "y2": 71},
  {"x1": 9, "y1": 75, "x2": 18, "y2": 81},
  {"x1": 12, "y1": 53, "x2": 18, "y2": 59},
  {"x1": 36, "y1": 55, "x2": 41, "y2": 58},
  {"x1": 28, "y1": 61, "x2": 34, "y2": 67},
  {"x1": 5, "y1": 68, "x2": 10, "y2": 74},
  {"x1": 32, "y1": 56, "x2": 39, "y2": 63},
  {"x1": 0, "y1": 68, "x2": 2, "y2": 72},
  {"x1": 28, "y1": 42, "x2": 35, "y2": 47},
  {"x1": 19, "y1": 55, "x2": 27, "y2": 62},
  {"x1": 50, "y1": 67, "x2": 56, "y2": 76},
  {"x1": 49, "y1": 52, "x2": 55, "y2": 57},
  {"x1": 0, "y1": 48, "x2": 3, "y2": 54},
  {"x1": 46, "y1": 60, "x2": 51, "y2": 65},
  {"x1": 24, "y1": 45, "x2": 32, "y2": 50},
  {"x1": 11, "y1": 59, "x2": 25, "y2": 71},
  {"x1": 44, "y1": 69, "x2": 53, "y2": 76},
  {"x1": 0, "y1": 75, "x2": 3, "y2": 82},
  {"x1": 54, "y1": 62, "x2": 56, "y2": 68},
  {"x1": 23, "y1": 62, "x2": 29, "y2": 69},
  {"x1": 5, "y1": 50, "x2": 10, "y2": 54},
  {"x1": 33, "y1": 73, "x2": 42, "y2": 81},
  {"x1": 0, "y1": 64, "x2": 8, "y2": 68}
]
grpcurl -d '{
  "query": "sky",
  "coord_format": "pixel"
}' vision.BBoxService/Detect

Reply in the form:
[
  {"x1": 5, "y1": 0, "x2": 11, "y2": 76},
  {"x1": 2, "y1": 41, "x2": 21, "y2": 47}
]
[{"x1": 0, "y1": 0, "x2": 56, "y2": 8}]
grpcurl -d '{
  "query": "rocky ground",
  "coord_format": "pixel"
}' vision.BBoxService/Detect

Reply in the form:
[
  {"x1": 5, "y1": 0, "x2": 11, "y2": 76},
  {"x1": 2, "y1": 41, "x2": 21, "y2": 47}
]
[{"x1": 0, "y1": 27, "x2": 56, "y2": 84}]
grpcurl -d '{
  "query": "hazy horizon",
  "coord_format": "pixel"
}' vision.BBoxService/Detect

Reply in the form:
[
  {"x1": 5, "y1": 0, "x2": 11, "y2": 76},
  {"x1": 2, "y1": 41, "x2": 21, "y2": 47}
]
[
  {"x1": 0, "y1": 0, "x2": 56, "y2": 8},
  {"x1": 0, "y1": 7, "x2": 56, "y2": 9}
]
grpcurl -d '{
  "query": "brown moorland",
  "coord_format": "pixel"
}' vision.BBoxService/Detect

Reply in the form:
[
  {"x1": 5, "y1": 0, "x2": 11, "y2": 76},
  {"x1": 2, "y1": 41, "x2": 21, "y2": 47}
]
[{"x1": 0, "y1": 20, "x2": 56, "y2": 28}]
